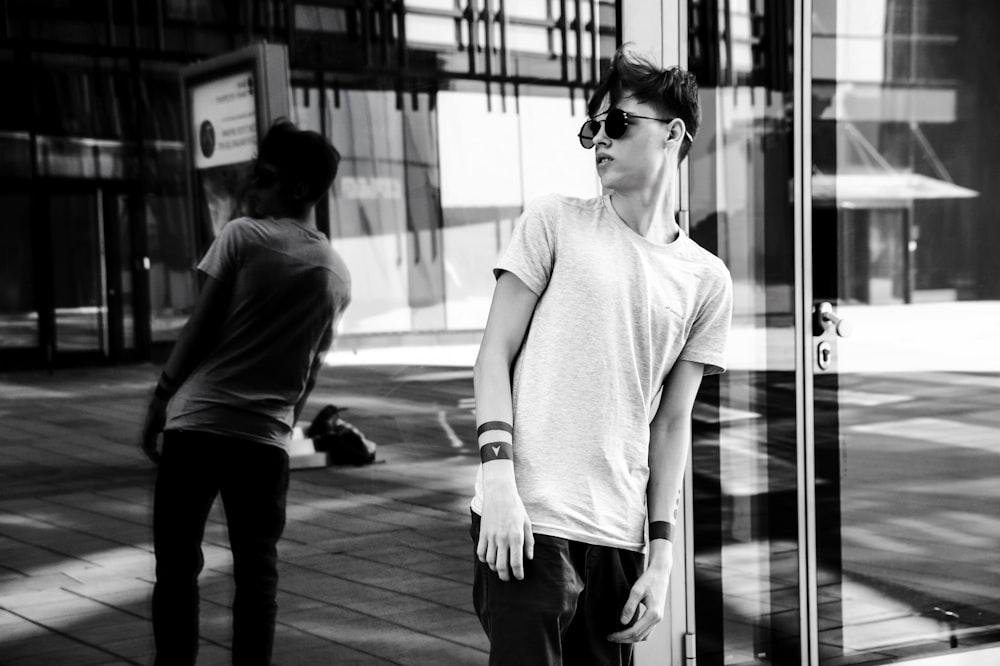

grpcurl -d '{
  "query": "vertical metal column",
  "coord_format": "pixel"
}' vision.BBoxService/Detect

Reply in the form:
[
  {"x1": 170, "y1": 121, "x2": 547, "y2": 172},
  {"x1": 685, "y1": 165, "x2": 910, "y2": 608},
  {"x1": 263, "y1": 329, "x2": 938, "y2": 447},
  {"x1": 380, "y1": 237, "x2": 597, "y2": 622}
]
[
  {"x1": 793, "y1": 0, "x2": 819, "y2": 663},
  {"x1": 622, "y1": 5, "x2": 689, "y2": 664}
]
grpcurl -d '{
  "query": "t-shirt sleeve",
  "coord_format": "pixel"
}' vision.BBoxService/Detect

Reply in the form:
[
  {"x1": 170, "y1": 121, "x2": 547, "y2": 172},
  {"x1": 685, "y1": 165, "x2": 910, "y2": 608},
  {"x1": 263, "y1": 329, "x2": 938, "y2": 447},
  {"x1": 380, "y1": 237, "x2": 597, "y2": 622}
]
[
  {"x1": 197, "y1": 219, "x2": 246, "y2": 282},
  {"x1": 679, "y1": 268, "x2": 733, "y2": 375},
  {"x1": 493, "y1": 199, "x2": 557, "y2": 296}
]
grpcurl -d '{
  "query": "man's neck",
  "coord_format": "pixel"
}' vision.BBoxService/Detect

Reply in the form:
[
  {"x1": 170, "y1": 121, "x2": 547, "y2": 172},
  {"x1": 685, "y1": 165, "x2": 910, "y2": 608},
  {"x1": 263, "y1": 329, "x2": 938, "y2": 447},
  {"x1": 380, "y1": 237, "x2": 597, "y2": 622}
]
[
  {"x1": 290, "y1": 215, "x2": 316, "y2": 229},
  {"x1": 263, "y1": 210, "x2": 315, "y2": 229},
  {"x1": 609, "y1": 180, "x2": 680, "y2": 244}
]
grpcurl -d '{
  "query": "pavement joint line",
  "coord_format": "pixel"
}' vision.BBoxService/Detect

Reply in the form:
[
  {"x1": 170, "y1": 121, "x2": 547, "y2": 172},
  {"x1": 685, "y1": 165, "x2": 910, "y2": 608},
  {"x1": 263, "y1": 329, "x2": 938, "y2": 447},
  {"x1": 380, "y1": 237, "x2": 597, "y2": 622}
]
[
  {"x1": 279, "y1": 559, "x2": 476, "y2": 619},
  {"x1": 0, "y1": 528, "x2": 106, "y2": 569},
  {"x1": 336, "y1": 545, "x2": 471, "y2": 570},
  {"x1": 271, "y1": 581, "x2": 485, "y2": 658},
  {"x1": 39, "y1": 496, "x2": 152, "y2": 529},
  {"x1": 0, "y1": 506, "x2": 153, "y2": 557},
  {"x1": 0, "y1": 603, "x2": 143, "y2": 665},
  {"x1": 62, "y1": 587, "x2": 150, "y2": 622},
  {"x1": 0, "y1": 469, "x2": 154, "y2": 503},
  {"x1": 278, "y1": 512, "x2": 462, "y2": 537},
  {"x1": 437, "y1": 409, "x2": 466, "y2": 449},
  {"x1": 271, "y1": 619, "x2": 410, "y2": 666}
]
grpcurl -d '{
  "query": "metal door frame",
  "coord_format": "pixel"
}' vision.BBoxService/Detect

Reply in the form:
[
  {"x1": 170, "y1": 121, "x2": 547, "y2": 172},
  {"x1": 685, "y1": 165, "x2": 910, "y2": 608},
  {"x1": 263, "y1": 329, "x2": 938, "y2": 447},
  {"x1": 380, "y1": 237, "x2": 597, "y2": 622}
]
[
  {"x1": 794, "y1": 1, "x2": 819, "y2": 664},
  {"x1": 621, "y1": 2, "x2": 692, "y2": 663}
]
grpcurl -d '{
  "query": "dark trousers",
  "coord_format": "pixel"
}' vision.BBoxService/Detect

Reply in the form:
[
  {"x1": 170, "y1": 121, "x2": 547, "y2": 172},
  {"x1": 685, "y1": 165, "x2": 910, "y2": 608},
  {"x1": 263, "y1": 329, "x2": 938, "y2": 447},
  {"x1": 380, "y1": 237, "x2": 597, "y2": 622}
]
[
  {"x1": 471, "y1": 512, "x2": 645, "y2": 666},
  {"x1": 152, "y1": 431, "x2": 289, "y2": 666}
]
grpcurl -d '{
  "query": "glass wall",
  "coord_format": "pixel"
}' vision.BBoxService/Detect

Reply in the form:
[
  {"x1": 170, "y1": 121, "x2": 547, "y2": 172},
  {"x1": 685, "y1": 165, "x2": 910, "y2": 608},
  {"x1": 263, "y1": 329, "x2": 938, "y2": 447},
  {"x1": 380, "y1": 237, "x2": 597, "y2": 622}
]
[
  {"x1": 291, "y1": 82, "x2": 599, "y2": 337},
  {"x1": 290, "y1": 0, "x2": 615, "y2": 339},
  {"x1": 0, "y1": 193, "x2": 34, "y2": 349},
  {"x1": 811, "y1": 0, "x2": 1000, "y2": 662},
  {"x1": 1, "y1": 0, "x2": 618, "y2": 362},
  {"x1": 687, "y1": 0, "x2": 802, "y2": 663},
  {"x1": 686, "y1": 1, "x2": 1000, "y2": 663}
]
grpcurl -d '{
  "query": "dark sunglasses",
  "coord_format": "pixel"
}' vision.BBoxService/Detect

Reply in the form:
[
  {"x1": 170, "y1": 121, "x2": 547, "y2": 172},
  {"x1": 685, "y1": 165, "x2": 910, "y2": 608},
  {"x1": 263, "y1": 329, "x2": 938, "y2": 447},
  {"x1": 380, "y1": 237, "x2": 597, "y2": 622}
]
[{"x1": 578, "y1": 108, "x2": 691, "y2": 149}]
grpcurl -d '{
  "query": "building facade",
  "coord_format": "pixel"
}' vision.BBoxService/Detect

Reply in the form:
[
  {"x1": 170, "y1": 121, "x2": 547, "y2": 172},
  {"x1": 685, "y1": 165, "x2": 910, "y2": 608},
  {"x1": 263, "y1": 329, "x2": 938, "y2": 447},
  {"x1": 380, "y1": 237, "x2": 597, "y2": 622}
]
[{"x1": 1, "y1": 1, "x2": 998, "y2": 664}]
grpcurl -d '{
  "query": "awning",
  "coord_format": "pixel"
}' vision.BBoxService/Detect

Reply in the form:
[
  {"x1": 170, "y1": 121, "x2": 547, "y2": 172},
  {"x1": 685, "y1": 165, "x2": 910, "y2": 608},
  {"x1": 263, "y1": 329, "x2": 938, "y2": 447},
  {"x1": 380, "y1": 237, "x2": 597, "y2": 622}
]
[{"x1": 812, "y1": 172, "x2": 980, "y2": 209}]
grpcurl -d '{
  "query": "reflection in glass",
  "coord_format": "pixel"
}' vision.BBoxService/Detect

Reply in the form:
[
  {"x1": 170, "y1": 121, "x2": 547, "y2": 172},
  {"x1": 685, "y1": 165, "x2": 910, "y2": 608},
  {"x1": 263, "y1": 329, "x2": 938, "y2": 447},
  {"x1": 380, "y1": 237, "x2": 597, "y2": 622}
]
[
  {"x1": 116, "y1": 194, "x2": 135, "y2": 351},
  {"x1": 688, "y1": 0, "x2": 802, "y2": 662},
  {"x1": 812, "y1": 0, "x2": 1000, "y2": 662},
  {"x1": 326, "y1": 89, "x2": 424, "y2": 334},
  {"x1": 148, "y1": 189, "x2": 198, "y2": 344},
  {"x1": 50, "y1": 193, "x2": 106, "y2": 354},
  {"x1": 307, "y1": 83, "x2": 599, "y2": 338},
  {"x1": 0, "y1": 194, "x2": 35, "y2": 348},
  {"x1": 143, "y1": 65, "x2": 198, "y2": 344}
]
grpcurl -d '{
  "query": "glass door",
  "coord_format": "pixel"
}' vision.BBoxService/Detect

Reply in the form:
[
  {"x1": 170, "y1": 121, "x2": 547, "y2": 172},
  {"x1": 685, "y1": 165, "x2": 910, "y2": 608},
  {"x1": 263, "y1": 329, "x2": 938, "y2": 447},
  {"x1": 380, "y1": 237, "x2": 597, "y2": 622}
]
[
  {"x1": 680, "y1": 0, "x2": 1000, "y2": 664},
  {"x1": 0, "y1": 192, "x2": 35, "y2": 353},
  {"x1": 41, "y1": 184, "x2": 136, "y2": 364},
  {"x1": 809, "y1": 0, "x2": 1000, "y2": 663},
  {"x1": 685, "y1": 0, "x2": 803, "y2": 663}
]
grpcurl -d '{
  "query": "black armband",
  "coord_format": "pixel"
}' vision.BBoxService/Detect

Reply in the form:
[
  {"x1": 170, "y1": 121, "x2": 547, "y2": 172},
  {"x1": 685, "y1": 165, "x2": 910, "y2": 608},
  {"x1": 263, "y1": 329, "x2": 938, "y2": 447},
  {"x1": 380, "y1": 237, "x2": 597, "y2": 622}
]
[
  {"x1": 479, "y1": 441, "x2": 513, "y2": 463},
  {"x1": 649, "y1": 521, "x2": 675, "y2": 542},
  {"x1": 477, "y1": 421, "x2": 513, "y2": 437}
]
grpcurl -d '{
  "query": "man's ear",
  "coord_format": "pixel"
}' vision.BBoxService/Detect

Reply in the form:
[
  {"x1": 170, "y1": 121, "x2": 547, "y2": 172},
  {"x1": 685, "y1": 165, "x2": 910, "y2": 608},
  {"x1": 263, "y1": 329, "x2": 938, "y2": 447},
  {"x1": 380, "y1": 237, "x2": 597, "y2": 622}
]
[
  {"x1": 667, "y1": 119, "x2": 687, "y2": 145},
  {"x1": 291, "y1": 182, "x2": 310, "y2": 202}
]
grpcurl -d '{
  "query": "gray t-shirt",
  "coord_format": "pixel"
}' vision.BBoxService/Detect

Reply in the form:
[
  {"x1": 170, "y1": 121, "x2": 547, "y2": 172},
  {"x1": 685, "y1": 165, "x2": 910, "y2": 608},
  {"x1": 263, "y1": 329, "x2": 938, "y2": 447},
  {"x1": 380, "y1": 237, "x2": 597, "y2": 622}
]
[
  {"x1": 165, "y1": 216, "x2": 351, "y2": 449},
  {"x1": 471, "y1": 194, "x2": 732, "y2": 551}
]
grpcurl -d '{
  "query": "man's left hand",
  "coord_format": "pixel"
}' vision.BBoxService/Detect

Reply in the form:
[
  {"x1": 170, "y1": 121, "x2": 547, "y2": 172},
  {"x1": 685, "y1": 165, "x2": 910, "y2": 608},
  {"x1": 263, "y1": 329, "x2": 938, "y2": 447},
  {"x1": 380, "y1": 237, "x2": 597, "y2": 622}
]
[
  {"x1": 607, "y1": 547, "x2": 674, "y2": 643},
  {"x1": 141, "y1": 396, "x2": 167, "y2": 464}
]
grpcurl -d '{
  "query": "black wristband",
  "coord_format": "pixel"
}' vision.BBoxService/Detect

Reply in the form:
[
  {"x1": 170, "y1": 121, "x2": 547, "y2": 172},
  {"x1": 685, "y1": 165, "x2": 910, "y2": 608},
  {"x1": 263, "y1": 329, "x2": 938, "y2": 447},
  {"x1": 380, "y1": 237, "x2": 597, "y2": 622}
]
[
  {"x1": 153, "y1": 383, "x2": 173, "y2": 401},
  {"x1": 476, "y1": 421, "x2": 513, "y2": 437},
  {"x1": 154, "y1": 372, "x2": 179, "y2": 401},
  {"x1": 479, "y1": 441, "x2": 513, "y2": 463},
  {"x1": 649, "y1": 521, "x2": 674, "y2": 542}
]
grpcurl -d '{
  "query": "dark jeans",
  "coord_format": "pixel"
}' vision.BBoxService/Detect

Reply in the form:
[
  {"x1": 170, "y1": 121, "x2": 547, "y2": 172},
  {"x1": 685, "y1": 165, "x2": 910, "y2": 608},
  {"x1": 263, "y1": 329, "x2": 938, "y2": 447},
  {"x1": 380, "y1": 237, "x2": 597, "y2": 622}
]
[
  {"x1": 153, "y1": 430, "x2": 289, "y2": 666},
  {"x1": 470, "y1": 511, "x2": 645, "y2": 666}
]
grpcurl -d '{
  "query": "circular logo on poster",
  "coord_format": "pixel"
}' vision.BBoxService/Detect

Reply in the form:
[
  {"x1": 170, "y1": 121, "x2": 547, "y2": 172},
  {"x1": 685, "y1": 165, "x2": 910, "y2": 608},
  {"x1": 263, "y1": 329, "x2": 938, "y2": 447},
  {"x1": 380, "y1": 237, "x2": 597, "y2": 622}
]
[{"x1": 199, "y1": 120, "x2": 216, "y2": 159}]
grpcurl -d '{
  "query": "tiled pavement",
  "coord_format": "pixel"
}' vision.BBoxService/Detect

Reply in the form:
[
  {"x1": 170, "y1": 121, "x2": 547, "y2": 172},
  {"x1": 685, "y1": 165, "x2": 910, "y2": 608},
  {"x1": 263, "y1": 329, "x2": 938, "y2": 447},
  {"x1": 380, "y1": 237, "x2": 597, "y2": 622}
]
[{"x1": 0, "y1": 362, "x2": 487, "y2": 665}]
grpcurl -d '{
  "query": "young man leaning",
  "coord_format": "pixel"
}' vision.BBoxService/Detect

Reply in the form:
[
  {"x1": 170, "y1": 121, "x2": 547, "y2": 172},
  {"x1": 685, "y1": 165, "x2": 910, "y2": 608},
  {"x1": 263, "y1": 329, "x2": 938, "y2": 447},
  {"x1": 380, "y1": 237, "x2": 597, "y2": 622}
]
[
  {"x1": 141, "y1": 119, "x2": 351, "y2": 666},
  {"x1": 470, "y1": 45, "x2": 733, "y2": 665}
]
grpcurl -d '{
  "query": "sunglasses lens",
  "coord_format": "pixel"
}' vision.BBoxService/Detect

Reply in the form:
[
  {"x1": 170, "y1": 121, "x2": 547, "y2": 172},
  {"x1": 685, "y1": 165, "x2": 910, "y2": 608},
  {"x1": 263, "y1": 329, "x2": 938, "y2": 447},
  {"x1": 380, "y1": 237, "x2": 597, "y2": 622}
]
[
  {"x1": 605, "y1": 109, "x2": 628, "y2": 139},
  {"x1": 578, "y1": 120, "x2": 598, "y2": 149}
]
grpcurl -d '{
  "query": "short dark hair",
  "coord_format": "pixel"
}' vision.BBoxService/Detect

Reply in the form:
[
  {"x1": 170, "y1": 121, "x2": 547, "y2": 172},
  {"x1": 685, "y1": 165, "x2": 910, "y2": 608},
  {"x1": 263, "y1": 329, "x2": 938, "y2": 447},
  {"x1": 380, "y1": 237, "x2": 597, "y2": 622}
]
[
  {"x1": 588, "y1": 45, "x2": 701, "y2": 161},
  {"x1": 258, "y1": 118, "x2": 341, "y2": 213}
]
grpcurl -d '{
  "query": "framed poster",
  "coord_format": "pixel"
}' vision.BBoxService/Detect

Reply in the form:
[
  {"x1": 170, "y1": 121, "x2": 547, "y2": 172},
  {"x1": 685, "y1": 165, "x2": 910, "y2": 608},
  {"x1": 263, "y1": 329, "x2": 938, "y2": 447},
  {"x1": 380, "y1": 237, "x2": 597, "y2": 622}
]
[{"x1": 181, "y1": 42, "x2": 290, "y2": 246}]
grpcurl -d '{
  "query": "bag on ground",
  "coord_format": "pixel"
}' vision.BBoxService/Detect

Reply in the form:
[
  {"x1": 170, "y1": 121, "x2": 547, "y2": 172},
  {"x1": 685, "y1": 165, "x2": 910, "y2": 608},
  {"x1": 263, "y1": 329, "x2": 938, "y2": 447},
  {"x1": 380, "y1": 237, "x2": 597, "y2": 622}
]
[{"x1": 306, "y1": 405, "x2": 377, "y2": 465}]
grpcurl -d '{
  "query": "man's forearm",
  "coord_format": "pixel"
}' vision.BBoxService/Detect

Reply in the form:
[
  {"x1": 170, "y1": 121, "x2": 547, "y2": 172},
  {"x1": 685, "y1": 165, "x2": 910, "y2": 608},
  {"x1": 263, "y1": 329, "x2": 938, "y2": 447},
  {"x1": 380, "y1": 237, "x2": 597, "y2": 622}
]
[
  {"x1": 473, "y1": 351, "x2": 517, "y2": 485},
  {"x1": 646, "y1": 419, "x2": 693, "y2": 530}
]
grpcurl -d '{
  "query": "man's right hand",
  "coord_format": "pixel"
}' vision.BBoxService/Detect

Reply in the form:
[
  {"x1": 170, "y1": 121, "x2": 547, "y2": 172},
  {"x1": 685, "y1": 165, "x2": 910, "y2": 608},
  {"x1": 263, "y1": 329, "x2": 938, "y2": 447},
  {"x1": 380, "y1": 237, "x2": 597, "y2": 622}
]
[{"x1": 477, "y1": 468, "x2": 535, "y2": 581}]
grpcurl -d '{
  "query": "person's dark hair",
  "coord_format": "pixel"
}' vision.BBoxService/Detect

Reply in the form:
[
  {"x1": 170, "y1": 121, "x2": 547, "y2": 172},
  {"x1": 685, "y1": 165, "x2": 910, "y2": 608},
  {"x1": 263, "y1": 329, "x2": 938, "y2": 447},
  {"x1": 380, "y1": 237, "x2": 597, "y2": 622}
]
[
  {"x1": 257, "y1": 118, "x2": 341, "y2": 216},
  {"x1": 587, "y1": 44, "x2": 700, "y2": 161}
]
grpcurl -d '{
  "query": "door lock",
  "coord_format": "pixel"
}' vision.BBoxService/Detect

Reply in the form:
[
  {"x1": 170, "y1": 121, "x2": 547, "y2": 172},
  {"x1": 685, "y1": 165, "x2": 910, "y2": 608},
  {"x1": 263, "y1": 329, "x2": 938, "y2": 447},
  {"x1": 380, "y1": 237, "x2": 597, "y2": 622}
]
[{"x1": 817, "y1": 340, "x2": 833, "y2": 370}]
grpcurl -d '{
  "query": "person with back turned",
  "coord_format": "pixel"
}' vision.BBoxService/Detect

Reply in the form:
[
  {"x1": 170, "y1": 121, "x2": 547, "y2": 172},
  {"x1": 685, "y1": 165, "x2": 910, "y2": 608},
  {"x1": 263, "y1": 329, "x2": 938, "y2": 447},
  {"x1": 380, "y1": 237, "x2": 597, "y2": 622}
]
[
  {"x1": 141, "y1": 118, "x2": 351, "y2": 665},
  {"x1": 469, "y1": 45, "x2": 733, "y2": 665}
]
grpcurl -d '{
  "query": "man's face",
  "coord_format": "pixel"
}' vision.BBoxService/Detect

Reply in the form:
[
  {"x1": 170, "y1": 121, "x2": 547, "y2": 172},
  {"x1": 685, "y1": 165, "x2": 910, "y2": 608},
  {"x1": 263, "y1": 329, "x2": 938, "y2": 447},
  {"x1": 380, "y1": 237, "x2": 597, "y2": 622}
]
[{"x1": 587, "y1": 94, "x2": 678, "y2": 195}]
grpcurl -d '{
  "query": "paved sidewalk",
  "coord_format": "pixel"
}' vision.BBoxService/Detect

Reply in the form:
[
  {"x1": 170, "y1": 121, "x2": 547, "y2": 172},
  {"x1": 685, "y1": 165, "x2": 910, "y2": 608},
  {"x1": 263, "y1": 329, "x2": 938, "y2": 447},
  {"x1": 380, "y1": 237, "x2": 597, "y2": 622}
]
[{"x1": 0, "y1": 362, "x2": 487, "y2": 665}]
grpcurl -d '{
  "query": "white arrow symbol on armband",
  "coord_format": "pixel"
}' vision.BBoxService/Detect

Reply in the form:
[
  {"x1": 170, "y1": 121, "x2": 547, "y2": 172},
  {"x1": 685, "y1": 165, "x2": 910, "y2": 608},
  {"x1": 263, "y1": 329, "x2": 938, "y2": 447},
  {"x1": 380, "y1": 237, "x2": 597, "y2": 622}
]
[{"x1": 492, "y1": 446, "x2": 501, "y2": 456}]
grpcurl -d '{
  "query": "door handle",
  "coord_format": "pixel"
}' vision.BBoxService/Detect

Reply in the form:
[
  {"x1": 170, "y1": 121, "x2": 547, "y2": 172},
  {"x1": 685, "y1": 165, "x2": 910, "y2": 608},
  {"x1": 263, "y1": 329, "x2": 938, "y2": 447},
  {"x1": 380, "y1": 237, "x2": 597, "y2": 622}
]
[{"x1": 814, "y1": 301, "x2": 852, "y2": 337}]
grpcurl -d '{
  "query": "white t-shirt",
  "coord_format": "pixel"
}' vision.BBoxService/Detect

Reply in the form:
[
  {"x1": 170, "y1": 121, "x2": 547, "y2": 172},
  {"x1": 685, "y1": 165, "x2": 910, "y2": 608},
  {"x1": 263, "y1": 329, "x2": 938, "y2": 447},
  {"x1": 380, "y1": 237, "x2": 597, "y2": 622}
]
[
  {"x1": 165, "y1": 217, "x2": 351, "y2": 449},
  {"x1": 471, "y1": 194, "x2": 733, "y2": 551}
]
